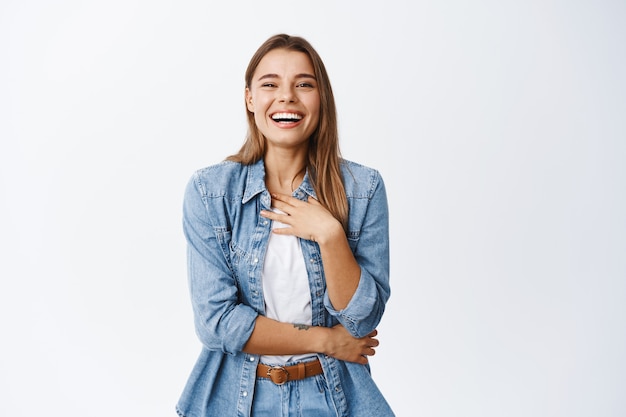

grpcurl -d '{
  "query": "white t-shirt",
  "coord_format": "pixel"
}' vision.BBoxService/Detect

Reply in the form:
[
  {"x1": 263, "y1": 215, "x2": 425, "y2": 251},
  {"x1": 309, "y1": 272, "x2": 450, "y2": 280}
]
[{"x1": 260, "y1": 209, "x2": 315, "y2": 365}]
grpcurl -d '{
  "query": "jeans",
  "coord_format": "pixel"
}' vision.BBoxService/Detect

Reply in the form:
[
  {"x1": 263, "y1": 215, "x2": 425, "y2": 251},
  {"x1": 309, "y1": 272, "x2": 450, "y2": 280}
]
[{"x1": 251, "y1": 372, "x2": 337, "y2": 417}]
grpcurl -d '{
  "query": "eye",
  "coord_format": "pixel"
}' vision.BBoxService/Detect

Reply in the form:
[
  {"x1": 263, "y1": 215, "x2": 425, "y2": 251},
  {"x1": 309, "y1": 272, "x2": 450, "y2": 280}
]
[
  {"x1": 261, "y1": 83, "x2": 277, "y2": 88},
  {"x1": 297, "y1": 82, "x2": 314, "y2": 88}
]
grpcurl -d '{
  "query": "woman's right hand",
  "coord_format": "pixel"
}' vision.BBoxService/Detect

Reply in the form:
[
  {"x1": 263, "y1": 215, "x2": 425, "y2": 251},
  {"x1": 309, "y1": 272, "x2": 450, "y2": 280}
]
[{"x1": 322, "y1": 324, "x2": 379, "y2": 364}]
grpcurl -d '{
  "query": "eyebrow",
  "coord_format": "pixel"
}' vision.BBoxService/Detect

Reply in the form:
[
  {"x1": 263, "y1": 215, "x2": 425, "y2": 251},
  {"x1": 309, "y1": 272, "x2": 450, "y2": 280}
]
[{"x1": 256, "y1": 73, "x2": 317, "y2": 81}]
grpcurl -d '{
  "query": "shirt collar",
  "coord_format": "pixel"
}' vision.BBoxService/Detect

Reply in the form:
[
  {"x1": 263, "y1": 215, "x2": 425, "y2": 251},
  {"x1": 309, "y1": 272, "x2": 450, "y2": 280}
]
[
  {"x1": 242, "y1": 158, "x2": 318, "y2": 204},
  {"x1": 242, "y1": 159, "x2": 266, "y2": 204}
]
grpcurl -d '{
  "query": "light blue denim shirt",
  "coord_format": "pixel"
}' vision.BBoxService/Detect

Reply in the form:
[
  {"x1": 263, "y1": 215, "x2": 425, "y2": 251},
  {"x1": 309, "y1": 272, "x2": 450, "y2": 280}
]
[{"x1": 176, "y1": 158, "x2": 394, "y2": 417}]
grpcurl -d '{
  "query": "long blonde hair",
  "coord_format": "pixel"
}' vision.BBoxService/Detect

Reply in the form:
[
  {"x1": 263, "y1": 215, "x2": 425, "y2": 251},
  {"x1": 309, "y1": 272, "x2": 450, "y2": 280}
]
[{"x1": 227, "y1": 34, "x2": 348, "y2": 230}]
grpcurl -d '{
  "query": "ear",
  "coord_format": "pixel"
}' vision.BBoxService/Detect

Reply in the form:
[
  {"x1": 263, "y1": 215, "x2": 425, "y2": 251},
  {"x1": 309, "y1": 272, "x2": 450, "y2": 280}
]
[{"x1": 245, "y1": 88, "x2": 254, "y2": 112}]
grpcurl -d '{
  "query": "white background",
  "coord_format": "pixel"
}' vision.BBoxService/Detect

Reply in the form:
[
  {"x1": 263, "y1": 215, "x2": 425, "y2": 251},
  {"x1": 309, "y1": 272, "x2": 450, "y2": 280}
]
[{"x1": 1, "y1": 1, "x2": 625, "y2": 416}]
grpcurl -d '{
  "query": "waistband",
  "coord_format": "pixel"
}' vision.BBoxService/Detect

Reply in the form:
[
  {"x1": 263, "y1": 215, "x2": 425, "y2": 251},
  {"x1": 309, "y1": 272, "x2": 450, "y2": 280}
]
[{"x1": 256, "y1": 358, "x2": 323, "y2": 385}]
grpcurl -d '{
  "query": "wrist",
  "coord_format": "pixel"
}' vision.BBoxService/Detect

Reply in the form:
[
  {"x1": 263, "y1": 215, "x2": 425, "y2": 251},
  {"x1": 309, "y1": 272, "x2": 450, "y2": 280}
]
[
  {"x1": 311, "y1": 326, "x2": 331, "y2": 355},
  {"x1": 315, "y1": 220, "x2": 344, "y2": 246}
]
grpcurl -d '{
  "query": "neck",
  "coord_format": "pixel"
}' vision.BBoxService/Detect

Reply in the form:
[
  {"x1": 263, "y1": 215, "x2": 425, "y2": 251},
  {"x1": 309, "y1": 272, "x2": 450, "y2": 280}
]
[
  {"x1": 265, "y1": 165, "x2": 306, "y2": 194},
  {"x1": 264, "y1": 151, "x2": 307, "y2": 195}
]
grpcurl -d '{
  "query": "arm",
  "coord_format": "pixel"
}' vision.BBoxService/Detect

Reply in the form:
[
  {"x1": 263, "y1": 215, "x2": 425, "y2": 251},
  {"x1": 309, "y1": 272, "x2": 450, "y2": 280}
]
[
  {"x1": 262, "y1": 195, "x2": 359, "y2": 310},
  {"x1": 183, "y1": 174, "x2": 258, "y2": 354},
  {"x1": 184, "y1": 172, "x2": 378, "y2": 362},
  {"x1": 243, "y1": 318, "x2": 378, "y2": 365},
  {"x1": 261, "y1": 171, "x2": 391, "y2": 337}
]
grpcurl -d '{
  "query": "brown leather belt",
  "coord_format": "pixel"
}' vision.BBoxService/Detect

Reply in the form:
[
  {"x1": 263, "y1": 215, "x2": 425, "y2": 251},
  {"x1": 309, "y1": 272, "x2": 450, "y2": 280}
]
[{"x1": 256, "y1": 359, "x2": 323, "y2": 385}]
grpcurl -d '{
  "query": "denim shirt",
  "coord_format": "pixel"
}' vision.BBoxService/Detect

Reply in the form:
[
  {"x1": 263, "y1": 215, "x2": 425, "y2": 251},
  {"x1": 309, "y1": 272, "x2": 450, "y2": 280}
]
[{"x1": 176, "y1": 158, "x2": 394, "y2": 417}]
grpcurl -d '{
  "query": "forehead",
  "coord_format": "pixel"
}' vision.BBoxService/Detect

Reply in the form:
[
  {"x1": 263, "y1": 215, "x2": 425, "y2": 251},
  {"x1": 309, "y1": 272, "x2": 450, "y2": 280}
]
[{"x1": 253, "y1": 49, "x2": 314, "y2": 78}]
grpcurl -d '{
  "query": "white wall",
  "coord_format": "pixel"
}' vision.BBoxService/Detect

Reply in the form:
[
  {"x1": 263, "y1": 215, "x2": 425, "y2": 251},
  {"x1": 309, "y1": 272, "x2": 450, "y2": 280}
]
[{"x1": 1, "y1": 1, "x2": 625, "y2": 416}]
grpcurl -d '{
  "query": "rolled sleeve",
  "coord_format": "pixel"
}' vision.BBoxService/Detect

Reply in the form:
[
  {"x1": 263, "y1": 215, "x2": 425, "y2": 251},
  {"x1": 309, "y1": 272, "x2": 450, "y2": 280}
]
[
  {"x1": 323, "y1": 267, "x2": 382, "y2": 336},
  {"x1": 324, "y1": 168, "x2": 391, "y2": 337}
]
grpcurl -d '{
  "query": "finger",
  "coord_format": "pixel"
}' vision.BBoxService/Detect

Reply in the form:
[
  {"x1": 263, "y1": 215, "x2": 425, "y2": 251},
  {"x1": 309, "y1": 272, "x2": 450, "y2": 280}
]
[
  {"x1": 270, "y1": 192, "x2": 290, "y2": 201},
  {"x1": 267, "y1": 198, "x2": 290, "y2": 213},
  {"x1": 367, "y1": 338, "x2": 380, "y2": 348},
  {"x1": 271, "y1": 193, "x2": 301, "y2": 206},
  {"x1": 271, "y1": 227, "x2": 295, "y2": 236},
  {"x1": 260, "y1": 209, "x2": 284, "y2": 220},
  {"x1": 307, "y1": 196, "x2": 321, "y2": 205}
]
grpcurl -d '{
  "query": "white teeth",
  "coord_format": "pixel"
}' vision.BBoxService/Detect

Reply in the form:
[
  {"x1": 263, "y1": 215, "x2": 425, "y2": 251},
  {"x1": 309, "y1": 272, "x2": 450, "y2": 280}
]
[{"x1": 272, "y1": 112, "x2": 302, "y2": 121}]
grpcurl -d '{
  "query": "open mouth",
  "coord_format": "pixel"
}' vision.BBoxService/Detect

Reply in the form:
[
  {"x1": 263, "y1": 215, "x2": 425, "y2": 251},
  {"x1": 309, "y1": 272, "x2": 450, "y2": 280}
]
[{"x1": 271, "y1": 112, "x2": 303, "y2": 123}]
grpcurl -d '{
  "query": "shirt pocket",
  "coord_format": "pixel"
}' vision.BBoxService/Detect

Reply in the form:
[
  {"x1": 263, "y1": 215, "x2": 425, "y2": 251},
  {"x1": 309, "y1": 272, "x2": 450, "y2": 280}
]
[
  {"x1": 229, "y1": 237, "x2": 259, "y2": 306},
  {"x1": 346, "y1": 229, "x2": 361, "y2": 252}
]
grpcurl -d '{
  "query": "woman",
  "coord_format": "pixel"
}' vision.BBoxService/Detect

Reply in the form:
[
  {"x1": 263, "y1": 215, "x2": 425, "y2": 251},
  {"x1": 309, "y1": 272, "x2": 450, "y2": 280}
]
[{"x1": 176, "y1": 33, "x2": 394, "y2": 417}]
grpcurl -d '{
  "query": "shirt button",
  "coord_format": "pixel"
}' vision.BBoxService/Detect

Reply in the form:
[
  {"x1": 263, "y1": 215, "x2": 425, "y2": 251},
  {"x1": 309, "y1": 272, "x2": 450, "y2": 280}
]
[
  {"x1": 253, "y1": 258, "x2": 258, "y2": 264},
  {"x1": 249, "y1": 357, "x2": 255, "y2": 362},
  {"x1": 263, "y1": 220, "x2": 268, "y2": 225},
  {"x1": 310, "y1": 258, "x2": 315, "y2": 263},
  {"x1": 242, "y1": 391, "x2": 248, "y2": 397}
]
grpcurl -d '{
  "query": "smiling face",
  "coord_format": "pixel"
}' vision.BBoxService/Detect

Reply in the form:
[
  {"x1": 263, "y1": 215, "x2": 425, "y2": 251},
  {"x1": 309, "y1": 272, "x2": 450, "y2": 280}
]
[{"x1": 245, "y1": 48, "x2": 321, "y2": 152}]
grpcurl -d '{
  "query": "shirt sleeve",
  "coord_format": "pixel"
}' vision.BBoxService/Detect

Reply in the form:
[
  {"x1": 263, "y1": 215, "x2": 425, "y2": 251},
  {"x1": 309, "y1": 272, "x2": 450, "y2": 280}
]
[
  {"x1": 324, "y1": 169, "x2": 391, "y2": 337},
  {"x1": 183, "y1": 172, "x2": 258, "y2": 354}
]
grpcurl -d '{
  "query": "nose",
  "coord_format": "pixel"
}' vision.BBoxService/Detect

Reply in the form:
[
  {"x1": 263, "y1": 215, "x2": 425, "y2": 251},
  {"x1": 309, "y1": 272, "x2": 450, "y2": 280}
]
[{"x1": 278, "y1": 85, "x2": 296, "y2": 103}]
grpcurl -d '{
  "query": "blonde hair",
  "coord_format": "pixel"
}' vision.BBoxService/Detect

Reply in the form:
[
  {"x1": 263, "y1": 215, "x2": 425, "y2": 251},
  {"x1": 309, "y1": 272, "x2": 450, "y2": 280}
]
[{"x1": 227, "y1": 34, "x2": 348, "y2": 230}]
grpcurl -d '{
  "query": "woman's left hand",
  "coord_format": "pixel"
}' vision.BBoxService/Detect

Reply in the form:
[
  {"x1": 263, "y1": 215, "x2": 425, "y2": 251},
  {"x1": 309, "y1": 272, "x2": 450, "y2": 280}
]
[{"x1": 260, "y1": 193, "x2": 342, "y2": 244}]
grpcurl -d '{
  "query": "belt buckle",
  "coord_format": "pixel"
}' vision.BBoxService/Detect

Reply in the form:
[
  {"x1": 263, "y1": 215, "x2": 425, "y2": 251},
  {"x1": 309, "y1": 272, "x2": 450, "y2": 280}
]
[{"x1": 267, "y1": 366, "x2": 289, "y2": 385}]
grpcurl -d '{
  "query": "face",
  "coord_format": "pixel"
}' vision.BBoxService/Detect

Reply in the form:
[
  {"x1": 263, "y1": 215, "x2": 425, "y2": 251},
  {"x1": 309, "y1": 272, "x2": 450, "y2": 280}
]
[{"x1": 246, "y1": 48, "x2": 321, "y2": 151}]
